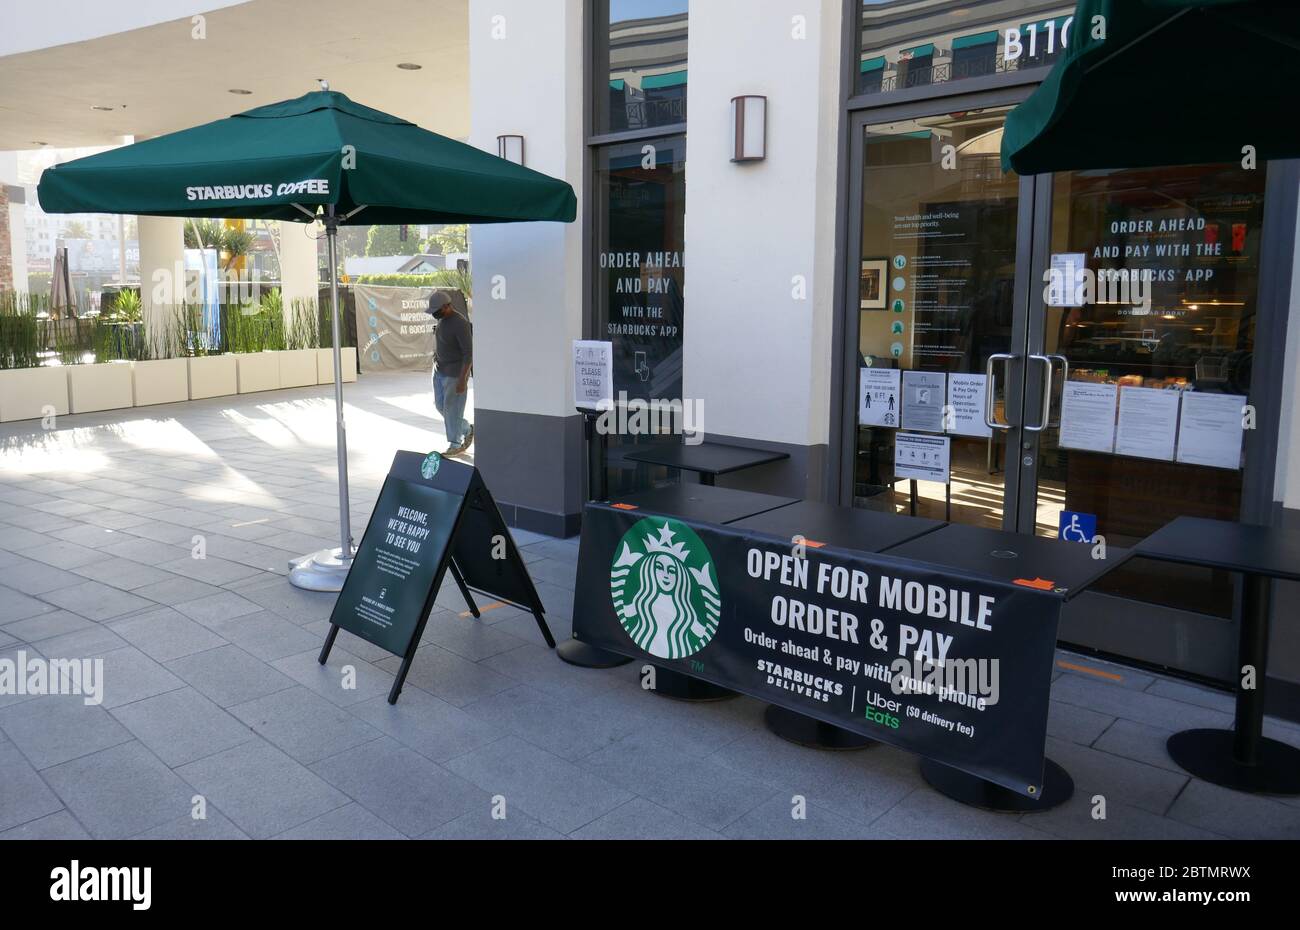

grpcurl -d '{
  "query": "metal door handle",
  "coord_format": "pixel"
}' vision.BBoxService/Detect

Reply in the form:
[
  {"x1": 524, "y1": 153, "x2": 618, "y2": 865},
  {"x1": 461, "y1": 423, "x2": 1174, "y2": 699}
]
[
  {"x1": 1025, "y1": 354, "x2": 1056, "y2": 433},
  {"x1": 984, "y1": 353, "x2": 1014, "y2": 431},
  {"x1": 1047, "y1": 354, "x2": 1068, "y2": 428}
]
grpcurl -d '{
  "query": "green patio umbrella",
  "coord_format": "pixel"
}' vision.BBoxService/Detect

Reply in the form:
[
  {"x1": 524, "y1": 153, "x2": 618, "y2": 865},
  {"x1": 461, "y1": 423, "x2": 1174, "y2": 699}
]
[
  {"x1": 38, "y1": 86, "x2": 576, "y2": 590},
  {"x1": 1002, "y1": 0, "x2": 1300, "y2": 173}
]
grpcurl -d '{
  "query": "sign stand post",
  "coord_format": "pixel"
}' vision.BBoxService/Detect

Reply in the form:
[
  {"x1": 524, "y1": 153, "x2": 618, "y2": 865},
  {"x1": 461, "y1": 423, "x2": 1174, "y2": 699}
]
[{"x1": 318, "y1": 451, "x2": 554, "y2": 705}]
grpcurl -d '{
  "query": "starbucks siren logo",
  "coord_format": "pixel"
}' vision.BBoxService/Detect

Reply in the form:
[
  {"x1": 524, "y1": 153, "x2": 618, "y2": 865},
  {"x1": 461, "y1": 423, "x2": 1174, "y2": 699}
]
[
  {"x1": 420, "y1": 452, "x2": 442, "y2": 479},
  {"x1": 610, "y1": 518, "x2": 720, "y2": 659}
]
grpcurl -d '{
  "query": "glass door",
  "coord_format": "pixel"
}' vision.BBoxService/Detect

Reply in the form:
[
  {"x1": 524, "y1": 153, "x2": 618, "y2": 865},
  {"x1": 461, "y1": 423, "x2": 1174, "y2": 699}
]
[
  {"x1": 1021, "y1": 164, "x2": 1269, "y2": 681},
  {"x1": 850, "y1": 106, "x2": 1032, "y2": 529}
]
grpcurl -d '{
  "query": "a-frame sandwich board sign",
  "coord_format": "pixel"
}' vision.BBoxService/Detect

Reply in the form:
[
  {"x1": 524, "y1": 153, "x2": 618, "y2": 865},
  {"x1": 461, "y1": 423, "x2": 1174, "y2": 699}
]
[{"x1": 319, "y1": 450, "x2": 554, "y2": 704}]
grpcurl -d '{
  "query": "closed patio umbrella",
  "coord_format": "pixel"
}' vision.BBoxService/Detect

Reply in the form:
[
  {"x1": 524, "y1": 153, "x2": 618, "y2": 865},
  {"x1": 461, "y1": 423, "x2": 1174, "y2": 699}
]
[
  {"x1": 38, "y1": 86, "x2": 576, "y2": 590},
  {"x1": 1002, "y1": 0, "x2": 1300, "y2": 173}
]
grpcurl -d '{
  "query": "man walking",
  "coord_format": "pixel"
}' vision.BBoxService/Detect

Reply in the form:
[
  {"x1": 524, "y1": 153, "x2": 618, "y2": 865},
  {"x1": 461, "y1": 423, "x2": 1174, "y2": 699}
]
[{"x1": 427, "y1": 291, "x2": 473, "y2": 456}]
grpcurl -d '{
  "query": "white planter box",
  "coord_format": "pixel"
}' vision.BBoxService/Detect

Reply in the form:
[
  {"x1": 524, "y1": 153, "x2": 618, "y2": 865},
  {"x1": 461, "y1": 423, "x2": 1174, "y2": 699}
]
[
  {"x1": 0, "y1": 366, "x2": 69, "y2": 422},
  {"x1": 278, "y1": 349, "x2": 318, "y2": 388},
  {"x1": 131, "y1": 358, "x2": 189, "y2": 407},
  {"x1": 68, "y1": 361, "x2": 134, "y2": 415},
  {"x1": 236, "y1": 351, "x2": 281, "y2": 394},
  {"x1": 188, "y1": 355, "x2": 237, "y2": 400},
  {"x1": 316, "y1": 347, "x2": 357, "y2": 384}
]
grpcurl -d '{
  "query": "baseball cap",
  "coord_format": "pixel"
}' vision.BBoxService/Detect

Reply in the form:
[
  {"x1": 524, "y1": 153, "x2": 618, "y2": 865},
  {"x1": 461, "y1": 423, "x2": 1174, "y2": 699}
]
[{"x1": 425, "y1": 291, "x2": 452, "y2": 315}]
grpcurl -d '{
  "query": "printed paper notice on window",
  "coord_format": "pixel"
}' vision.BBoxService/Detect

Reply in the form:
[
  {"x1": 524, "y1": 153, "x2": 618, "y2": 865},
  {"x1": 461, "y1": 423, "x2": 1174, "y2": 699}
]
[
  {"x1": 1048, "y1": 253, "x2": 1087, "y2": 307},
  {"x1": 902, "y1": 370, "x2": 947, "y2": 433},
  {"x1": 895, "y1": 432, "x2": 950, "y2": 483},
  {"x1": 1115, "y1": 386, "x2": 1180, "y2": 461},
  {"x1": 859, "y1": 367, "x2": 901, "y2": 427},
  {"x1": 946, "y1": 373, "x2": 992, "y2": 438},
  {"x1": 1059, "y1": 381, "x2": 1118, "y2": 453},
  {"x1": 1176, "y1": 392, "x2": 1247, "y2": 470},
  {"x1": 572, "y1": 340, "x2": 613, "y2": 412}
]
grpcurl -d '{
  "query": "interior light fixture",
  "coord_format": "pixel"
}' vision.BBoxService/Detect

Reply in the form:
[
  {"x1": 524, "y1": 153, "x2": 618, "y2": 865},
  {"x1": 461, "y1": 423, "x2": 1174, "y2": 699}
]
[
  {"x1": 228, "y1": 88, "x2": 252, "y2": 95},
  {"x1": 396, "y1": 62, "x2": 423, "y2": 70}
]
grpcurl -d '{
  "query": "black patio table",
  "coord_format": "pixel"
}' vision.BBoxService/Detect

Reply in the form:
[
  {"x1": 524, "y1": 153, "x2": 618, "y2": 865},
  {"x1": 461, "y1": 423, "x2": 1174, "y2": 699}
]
[
  {"x1": 879, "y1": 522, "x2": 1134, "y2": 811},
  {"x1": 555, "y1": 483, "x2": 799, "y2": 698},
  {"x1": 1131, "y1": 516, "x2": 1300, "y2": 795},
  {"x1": 728, "y1": 501, "x2": 945, "y2": 749},
  {"x1": 622, "y1": 441, "x2": 789, "y2": 486}
]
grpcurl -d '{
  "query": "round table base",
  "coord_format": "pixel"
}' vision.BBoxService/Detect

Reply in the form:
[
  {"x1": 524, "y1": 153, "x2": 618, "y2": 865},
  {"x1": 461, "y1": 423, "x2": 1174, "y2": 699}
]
[
  {"x1": 1167, "y1": 729, "x2": 1300, "y2": 795},
  {"x1": 650, "y1": 667, "x2": 737, "y2": 701},
  {"x1": 920, "y1": 757, "x2": 1074, "y2": 812},
  {"x1": 764, "y1": 704, "x2": 876, "y2": 750},
  {"x1": 555, "y1": 639, "x2": 632, "y2": 669}
]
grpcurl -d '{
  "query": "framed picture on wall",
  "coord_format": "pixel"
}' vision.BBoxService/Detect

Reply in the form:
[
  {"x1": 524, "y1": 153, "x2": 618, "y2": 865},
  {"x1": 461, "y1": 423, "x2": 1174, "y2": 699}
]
[{"x1": 860, "y1": 259, "x2": 887, "y2": 310}]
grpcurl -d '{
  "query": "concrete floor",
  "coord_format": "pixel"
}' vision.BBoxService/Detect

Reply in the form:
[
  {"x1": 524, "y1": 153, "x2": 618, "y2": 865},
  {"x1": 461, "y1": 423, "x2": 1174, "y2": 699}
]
[{"x1": 0, "y1": 371, "x2": 1298, "y2": 839}]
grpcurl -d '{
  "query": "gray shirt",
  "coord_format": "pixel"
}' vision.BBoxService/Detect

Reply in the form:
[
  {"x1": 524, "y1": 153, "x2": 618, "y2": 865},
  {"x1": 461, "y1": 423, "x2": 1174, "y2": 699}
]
[{"x1": 434, "y1": 310, "x2": 472, "y2": 377}]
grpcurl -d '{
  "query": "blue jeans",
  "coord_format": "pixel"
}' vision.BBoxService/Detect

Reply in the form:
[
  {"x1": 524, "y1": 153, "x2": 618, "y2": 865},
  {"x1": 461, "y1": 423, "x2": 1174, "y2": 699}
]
[{"x1": 433, "y1": 372, "x2": 469, "y2": 446}]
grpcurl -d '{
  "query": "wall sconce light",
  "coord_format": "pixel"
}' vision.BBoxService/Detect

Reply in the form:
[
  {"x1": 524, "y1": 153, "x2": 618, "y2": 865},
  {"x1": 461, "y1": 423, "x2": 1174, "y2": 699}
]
[
  {"x1": 731, "y1": 95, "x2": 767, "y2": 162},
  {"x1": 497, "y1": 134, "x2": 525, "y2": 165}
]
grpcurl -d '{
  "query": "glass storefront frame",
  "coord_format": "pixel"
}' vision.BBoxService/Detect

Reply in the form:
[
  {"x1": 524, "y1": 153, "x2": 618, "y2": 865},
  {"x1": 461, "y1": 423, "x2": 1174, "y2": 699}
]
[{"x1": 830, "y1": 1, "x2": 1300, "y2": 687}]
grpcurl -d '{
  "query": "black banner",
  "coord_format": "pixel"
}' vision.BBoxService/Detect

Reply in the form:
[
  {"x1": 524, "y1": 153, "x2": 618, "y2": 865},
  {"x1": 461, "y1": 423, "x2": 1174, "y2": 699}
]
[{"x1": 573, "y1": 503, "x2": 1061, "y2": 796}]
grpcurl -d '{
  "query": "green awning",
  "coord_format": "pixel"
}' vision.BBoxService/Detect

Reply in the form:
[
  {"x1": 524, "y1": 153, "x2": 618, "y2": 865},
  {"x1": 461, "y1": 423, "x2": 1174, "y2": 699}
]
[
  {"x1": 860, "y1": 55, "x2": 887, "y2": 72},
  {"x1": 1003, "y1": 0, "x2": 1300, "y2": 173},
  {"x1": 610, "y1": 78, "x2": 626, "y2": 91},
  {"x1": 642, "y1": 69, "x2": 687, "y2": 90},
  {"x1": 901, "y1": 43, "x2": 935, "y2": 58},
  {"x1": 952, "y1": 31, "x2": 999, "y2": 50}
]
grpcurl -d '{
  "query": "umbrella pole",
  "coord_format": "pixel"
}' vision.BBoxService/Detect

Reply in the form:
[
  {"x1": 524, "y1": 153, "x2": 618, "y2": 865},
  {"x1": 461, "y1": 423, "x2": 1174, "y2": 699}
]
[{"x1": 288, "y1": 205, "x2": 355, "y2": 591}]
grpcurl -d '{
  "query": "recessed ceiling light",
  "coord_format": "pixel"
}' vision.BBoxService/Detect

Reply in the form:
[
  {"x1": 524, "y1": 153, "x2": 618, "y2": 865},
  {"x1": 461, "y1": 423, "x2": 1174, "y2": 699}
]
[
  {"x1": 32, "y1": 141, "x2": 47, "y2": 146},
  {"x1": 228, "y1": 88, "x2": 252, "y2": 95},
  {"x1": 91, "y1": 105, "x2": 114, "y2": 111},
  {"x1": 396, "y1": 62, "x2": 422, "y2": 70}
]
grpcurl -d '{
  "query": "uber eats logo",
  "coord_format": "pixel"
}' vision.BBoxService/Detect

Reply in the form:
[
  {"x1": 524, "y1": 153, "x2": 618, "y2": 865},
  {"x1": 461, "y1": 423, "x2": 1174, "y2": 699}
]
[
  {"x1": 611, "y1": 518, "x2": 720, "y2": 660},
  {"x1": 864, "y1": 690, "x2": 902, "y2": 730}
]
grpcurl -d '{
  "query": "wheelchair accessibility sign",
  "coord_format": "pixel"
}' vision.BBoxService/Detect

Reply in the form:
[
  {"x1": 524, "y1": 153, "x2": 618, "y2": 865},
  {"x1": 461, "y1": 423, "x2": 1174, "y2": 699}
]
[{"x1": 1059, "y1": 510, "x2": 1097, "y2": 544}]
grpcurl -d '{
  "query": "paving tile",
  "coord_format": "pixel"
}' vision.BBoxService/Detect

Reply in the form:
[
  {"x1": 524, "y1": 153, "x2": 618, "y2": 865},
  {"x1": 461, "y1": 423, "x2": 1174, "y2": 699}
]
[
  {"x1": 0, "y1": 695, "x2": 133, "y2": 768},
  {"x1": 91, "y1": 646, "x2": 186, "y2": 709},
  {"x1": 31, "y1": 625, "x2": 129, "y2": 658},
  {"x1": 40, "y1": 580, "x2": 153, "y2": 622},
  {"x1": 172, "y1": 591, "x2": 262, "y2": 625},
  {"x1": 111, "y1": 687, "x2": 256, "y2": 767},
  {"x1": 228, "y1": 686, "x2": 382, "y2": 764},
  {"x1": 311, "y1": 738, "x2": 488, "y2": 837},
  {"x1": 273, "y1": 803, "x2": 406, "y2": 840},
  {"x1": 1045, "y1": 737, "x2": 1189, "y2": 816},
  {"x1": 2, "y1": 610, "x2": 97, "y2": 644},
  {"x1": 580, "y1": 731, "x2": 779, "y2": 831},
  {"x1": 1093, "y1": 718, "x2": 1186, "y2": 773},
  {"x1": 1046, "y1": 699, "x2": 1116, "y2": 746},
  {"x1": 872, "y1": 787, "x2": 1057, "y2": 840},
  {"x1": 724, "y1": 793, "x2": 899, "y2": 840},
  {"x1": 165, "y1": 645, "x2": 296, "y2": 708},
  {"x1": 0, "y1": 588, "x2": 59, "y2": 625},
  {"x1": 175, "y1": 739, "x2": 350, "y2": 839},
  {"x1": 0, "y1": 739, "x2": 63, "y2": 830},
  {"x1": 23, "y1": 540, "x2": 103, "y2": 570},
  {"x1": 422, "y1": 805, "x2": 565, "y2": 840},
  {"x1": 445, "y1": 735, "x2": 632, "y2": 834},
  {"x1": 1, "y1": 560, "x2": 85, "y2": 596},
  {"x1": 271, "y1": 647, "x2": 395, "y2": 707},
  {"x1": 1167, "y1": 778, "x2": 1300, "y2": 839},
  {"x1": 1050, "y1": 673, "x2": 1234, "y2": 732},
  {"x1": 481, "y1": 642, "x2": 622, "y2": 704},
  {"x1": 70, "y1": 557, "x2": 175, "y2": 590},
  {"x1": 461, "y1": 684, "x2": 635, "y2": 761},
  {"x1": 158, "y1": 555, "x2": 263, "y2": 586},
  {"x1": 110, "y1": 607, "x2": 228, "y2": 662},
  {"x1": 373, "y1": 644, "x2": 515, "y2": 708},
  {"x1": 415, "y1": 608, "x2": 524, "y2": 661},
  {"x1": 133, "y1": 809, "x2": 249, "y2": 840},
  {"x1": 0, "y1": 810, "x2": 92, "y2": 840},
  {"x1": 1145, "y1": 678, "x2": 1235, "y2": 713},
  {"x1": 101, "y1": 536, "x2": 189, "y2": 565},
  {"x1": 203, "y1": 610, "x2": 319, "y2": 661},
  {"x1": 130, "y1": 575, "x2": 225, "y2": 607},
  {"x1": 572, "y1": 798, "x2": 724, "y2": 839},
  {"x1": 1021, "y1": 791, "x2": 1223, "y2": 840},
  {"x1": 42, "y1": 740, "x2": 195, "y2": 838},
  {"x1": 349, "y1": 686, "x2": 498, "y2": 763}
]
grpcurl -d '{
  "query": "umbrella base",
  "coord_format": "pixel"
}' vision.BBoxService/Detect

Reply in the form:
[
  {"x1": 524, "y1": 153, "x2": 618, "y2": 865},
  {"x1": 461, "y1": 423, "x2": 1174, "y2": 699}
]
[{"x1": 288, "y1": 548, "x2": 354, "y2": 592}]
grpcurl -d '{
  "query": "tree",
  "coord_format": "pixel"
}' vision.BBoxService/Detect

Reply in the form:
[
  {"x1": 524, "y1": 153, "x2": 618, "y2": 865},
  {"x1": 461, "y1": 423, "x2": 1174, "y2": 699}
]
[
  {"x1": 63, "y1": 220, "x2": 90, "y2": 239},
  {"x1": 423, "y1": 224, "x2": 468, "y2": 255},
  {"x1": 365, "y1": 225, "x2": 420, "y2": 257}
]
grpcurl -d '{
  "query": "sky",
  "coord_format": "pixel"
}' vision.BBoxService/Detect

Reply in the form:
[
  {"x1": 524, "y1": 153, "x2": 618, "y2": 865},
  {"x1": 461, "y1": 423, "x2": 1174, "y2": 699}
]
[{"x1": 611, "y1": 0, "x2": 689, "y2": 23}]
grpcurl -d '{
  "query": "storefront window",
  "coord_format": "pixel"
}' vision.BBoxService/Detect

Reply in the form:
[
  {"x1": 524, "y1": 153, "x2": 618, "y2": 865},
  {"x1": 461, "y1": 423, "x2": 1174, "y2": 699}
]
[
  {"x1": 858, "y1": 1, "x2": 1074, "y2": 96},
  {"x1": 1038, "y1": 164, "x2": 1267, "y2": 616},
  {"x1": 592, "y1": 135, "x2": 687, "y2": 494},
  {"x1": 593, "y1": 1, "x2": 689, "y2": 134}
]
